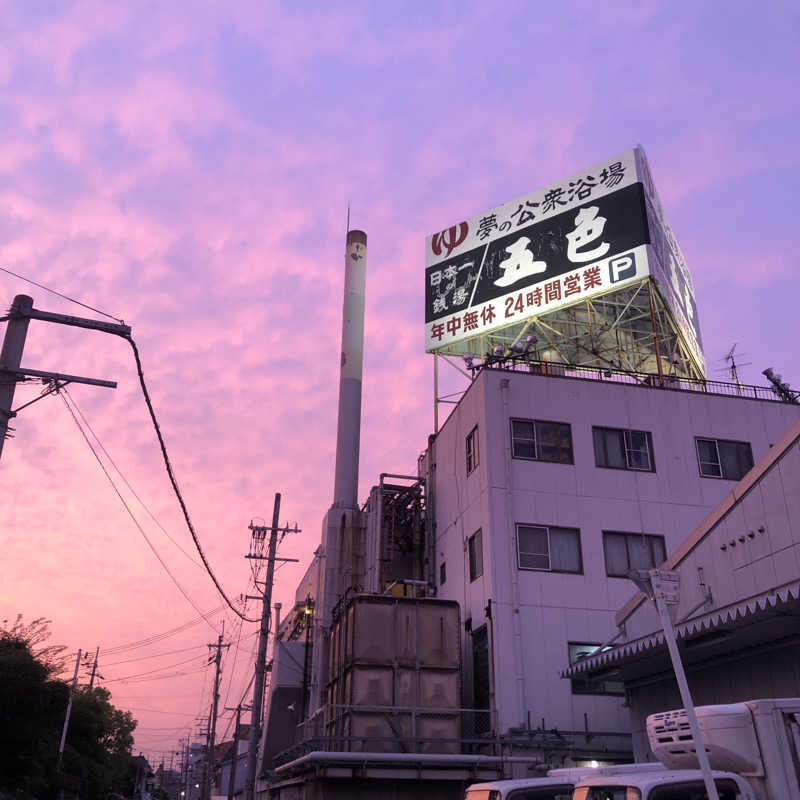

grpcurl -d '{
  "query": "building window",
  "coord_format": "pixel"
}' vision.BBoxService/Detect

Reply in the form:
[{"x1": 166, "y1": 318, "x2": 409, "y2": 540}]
[
  {"x1": 593, "y1": 426, "x2": 655, "y2": 472},
  {"x1": 468, "y1": 530, "x2": 483, "y2": 582},
  {"x1": 466, "y1": 425, "x2": 479, "y2": 474},
  {"x1": 516, "y1": 524, "x2": 582, "y2": 573},
  {"x1": 439, "y1": 562, "x2": 446, "y2": 586},
  {"x1": 568, "y1": 642, "x2": 625, "y2": 696},
  {"x1": 603, "y1": 531, "x2": 666, "y2": 578},
  {"x1": 695, "y1": 437, "x2": 754, "y2": 480},
  {"x1": 511, "y1": 419, "x2": 573, "y2": 463}
]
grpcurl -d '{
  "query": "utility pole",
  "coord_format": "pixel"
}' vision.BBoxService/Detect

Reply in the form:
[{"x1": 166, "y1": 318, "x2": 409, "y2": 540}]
[
  {"x1": 0, "y1": 293, "x2": 129, "y2": 461},
  {"x1": 205, "y1": 632, "x2": 229, "y2": 800},
  {"x1": 224, "y1": 704, "x2": 248, "y2": 800},
  {"x1": 57, "y1": 649, "x2": 82, "y2": 768},
  {"x1": 88, "y1": 646, "x2": 100, "y2": 688},
  {"x1": 0, "y1": 294, "x2": 32, "y2": 456},
  {"x1": 243, "y1": 494, "x2": 301, "y2": 800}
]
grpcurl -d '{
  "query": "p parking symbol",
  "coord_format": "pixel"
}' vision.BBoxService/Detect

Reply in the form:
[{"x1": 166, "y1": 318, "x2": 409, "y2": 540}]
[{"x1": 609, "y1": 252, "x2": 637, "y2": 283}]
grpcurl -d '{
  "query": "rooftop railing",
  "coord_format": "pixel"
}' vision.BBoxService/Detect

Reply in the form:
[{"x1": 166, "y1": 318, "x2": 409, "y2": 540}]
[{"x1": 471, "y1": 357, "x2": 793, "y2": 404}]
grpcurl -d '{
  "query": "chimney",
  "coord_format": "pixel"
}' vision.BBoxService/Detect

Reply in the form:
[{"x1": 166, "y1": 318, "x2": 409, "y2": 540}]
[{"x1": 332, "y1": 229, "x2": 367, "y2": 509}]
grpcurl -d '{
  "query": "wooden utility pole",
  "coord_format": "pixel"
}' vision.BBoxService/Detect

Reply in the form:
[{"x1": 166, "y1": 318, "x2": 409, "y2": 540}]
[{"x1": 57, "y1": 649, "x2": 82, "y2": 768}]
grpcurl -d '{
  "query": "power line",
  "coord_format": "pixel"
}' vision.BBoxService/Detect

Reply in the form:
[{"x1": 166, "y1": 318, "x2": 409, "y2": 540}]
[
  {"x1": 121, "y1": 334, "x2": 259, "y2": 624},
  {"x1": 64, "y1": 391, "x2": 204, "y2": 570},
  {"x1": 103, "y1": 644, "x2": 208, "y2": 667},
  {"x1": 103, "y1": 605, "x2": 227, "y2": 654},
  {"x1": 0, "y1": 265, "x2": 124, "y2": 322},
  {"x1": 60, "y1": 390, "x2": 220, "y2": 633},
  {"x1": 102, "y1": 653, "x2": 208, "y2": 682}
]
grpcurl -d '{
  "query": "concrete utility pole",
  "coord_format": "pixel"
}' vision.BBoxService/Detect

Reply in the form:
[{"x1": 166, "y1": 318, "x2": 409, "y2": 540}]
[
  {"x1": 243, "y1": 494, "x2": 301, "y2": 800},
  {"x1": 57, "y1": 649, "x2": 82, "y2": 768},
  {"x1": 88, "y1": 646, "x2": 100, "y2": 688},
  {"x1": 0, "y1": 293, "x2": 129, "y2": 460},
  {"x1": 245, "y1": 493, "x2": 280, "y2": 800},
  {"x1": 224, "y1": 704, "x2": 247, "y2": 800},
  {"x1": 205, "y1": 632, "x2": 229, "y2": 800},
  {"x1": 0, "y1": 294, "x2": 32, "y2": 456}
]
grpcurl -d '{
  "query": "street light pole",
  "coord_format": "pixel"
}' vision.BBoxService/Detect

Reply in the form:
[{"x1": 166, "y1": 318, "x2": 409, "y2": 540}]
[{"x1": 635, "y1": 569, "x2": 720, "y2": 800}]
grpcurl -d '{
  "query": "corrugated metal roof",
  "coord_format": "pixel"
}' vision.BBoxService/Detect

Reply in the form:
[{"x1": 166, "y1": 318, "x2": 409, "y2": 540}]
[{"x1": 562, "y1": 580, "x2": 800, "y2": 678}]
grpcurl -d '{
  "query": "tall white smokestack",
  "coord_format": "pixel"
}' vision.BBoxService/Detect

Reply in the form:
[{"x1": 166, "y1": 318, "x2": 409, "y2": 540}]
[{"x1": 332, "y1": 229, "x2": 367, "y2": 509}]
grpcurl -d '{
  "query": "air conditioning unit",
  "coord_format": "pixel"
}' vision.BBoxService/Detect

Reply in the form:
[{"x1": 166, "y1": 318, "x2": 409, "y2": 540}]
[{"x1": 647, "y1": 703, "x2": 764, "y2": 776}]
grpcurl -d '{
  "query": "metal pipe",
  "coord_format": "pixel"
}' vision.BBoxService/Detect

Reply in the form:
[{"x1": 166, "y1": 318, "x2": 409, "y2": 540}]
[{"x1": 332, "y1": 230, "x2": 367, "y2": 509}]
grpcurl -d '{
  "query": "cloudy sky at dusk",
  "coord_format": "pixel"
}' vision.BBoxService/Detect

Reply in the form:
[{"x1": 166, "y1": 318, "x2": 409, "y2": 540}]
[{"x1": 2, "y1": 0, "x2": 798, "y2": 764}]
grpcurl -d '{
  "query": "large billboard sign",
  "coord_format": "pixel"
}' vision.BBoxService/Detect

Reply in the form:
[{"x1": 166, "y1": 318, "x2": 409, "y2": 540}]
[
  {"x1": 424, "y1": 147, "x2": 704, "y2": 373},
  {"x1": 635, "y1": 148, "x2": 704, "y2": 372}
]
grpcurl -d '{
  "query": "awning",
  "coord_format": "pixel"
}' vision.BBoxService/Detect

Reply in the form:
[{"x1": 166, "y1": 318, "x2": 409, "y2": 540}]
[{"x1": 562, "y1": 580, "x2": 800, "y2": 680}]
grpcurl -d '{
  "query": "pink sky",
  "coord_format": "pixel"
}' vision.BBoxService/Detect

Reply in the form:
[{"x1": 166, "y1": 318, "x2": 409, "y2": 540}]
[{"x1": 2, "y1": 0, "x2": 799, "y2": 764}]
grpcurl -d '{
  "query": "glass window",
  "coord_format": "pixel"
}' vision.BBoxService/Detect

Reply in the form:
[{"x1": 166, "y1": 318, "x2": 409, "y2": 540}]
[
  {"x1": 649, "y1": 778, "x2": 741, "y2": 799},
  {"x1": 468, "y1": 530, "x2": 483, "y2": 581},
  {"x1": 517, "y1": 525, "x2": 582, "y2": 573},
  {"x1": 568, "y1": 642, "x2": 625, "y2": 696},
  {"x1": 466, "y1": 425, "x2": 479, "y2": 474},
  {"x1": 512, "y1": 419, "x2": 573, "y2": 463},
  {"x1": 511, "y1": 419, "x2": 537, "y2": 459},
  {"x1": 439, "y1": 562, "x2": 446, "y2": 586},
  {"x1": 696, "y1": 437, "x2": 753, "y2": 480},
  {"x1": 593, "y1": 427, "x2": 654, "y2": 472},
  {"x1": 603, "y1": 531, "x2": 667, "y2": 578}
]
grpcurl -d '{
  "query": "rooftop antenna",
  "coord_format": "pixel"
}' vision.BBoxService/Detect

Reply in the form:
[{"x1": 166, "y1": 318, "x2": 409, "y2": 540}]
[{"x1": 717, "y1": 343, "x2": 750, "y2": 386}]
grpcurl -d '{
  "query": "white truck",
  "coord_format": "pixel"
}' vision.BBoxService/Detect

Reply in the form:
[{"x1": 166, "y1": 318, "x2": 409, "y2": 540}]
[
  {"x1": 464, "y1": 764, "x2": 668, "y2": 800},
  {"x1": 571, "y1": 698, "x2": 800, "y2": 799}
]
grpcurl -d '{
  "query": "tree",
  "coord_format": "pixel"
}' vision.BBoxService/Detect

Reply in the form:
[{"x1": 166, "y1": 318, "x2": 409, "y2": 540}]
[
  {"x1": 0, "y1": 618, "x2": 138, "y2": 800},
  {"x1": 0, "y1": 615, "x2": 67, "y2": 675},
  {"x1": 61, "y1": 687, "x2": 138, "y2": 799},
  {"x1": 0, "y1": 631, "x2": 67, "y2": 796}
]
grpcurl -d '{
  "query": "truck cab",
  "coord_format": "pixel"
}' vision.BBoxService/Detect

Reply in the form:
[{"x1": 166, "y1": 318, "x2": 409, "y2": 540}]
[
  {"x1": 572, "y1": 769, "x2": 755, "y2": 799},
  {"x1": 464, "y1": 764, "x2": 667, "y2": 800}
]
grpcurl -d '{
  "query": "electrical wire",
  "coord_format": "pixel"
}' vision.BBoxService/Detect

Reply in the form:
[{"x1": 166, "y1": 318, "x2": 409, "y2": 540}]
[
  {"x1": 64, "y1": 392, "x2": 204, "y2": 570},
  {"x1": 119, "y1": 334, "x2": 259, "y2": 624},
  {"x1": 60, "y1": 390, "x2": 221, "y2": 633},
  {"x1": 102, "y1": 644, "x2": 208, "y2": 667},
  {"x1": 0, "y1": 265, "x2": 124, "y2": 322},
  {"x1": 103, "y1": 605, "x2": 227, "y2": 654},
  {"x1": 102, "y1": 654, "x2": 208, "y2": 683}
]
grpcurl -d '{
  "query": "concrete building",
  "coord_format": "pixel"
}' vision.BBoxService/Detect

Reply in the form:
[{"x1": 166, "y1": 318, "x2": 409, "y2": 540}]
[
  {"x1": 421, "y1": 362, "x2": 799, "y2": 761},
  {"x1": 562, "y1": 417, "x2": 800, "y2": 759},
  {"x1": 255, "y1": 148, "x2": 800, "y2": 797}
]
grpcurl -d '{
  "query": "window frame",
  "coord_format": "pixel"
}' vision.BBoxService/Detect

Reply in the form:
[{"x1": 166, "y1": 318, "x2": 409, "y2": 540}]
[
  {"x1": 568, "y1": 641, "x2": 625, "y2": 696},
  {"x1": 516, "y1": 523, "x2": 583, "y2": 574},
  {"x1": 602, "y1": 530, "x2": 667, "y2": 578},
  {"x1": 468, "y1": 529, "x2": 483, "y2": 582},
  {"x1": 695, "y1": 436, "x2": 754, "y2": 480},
  {"x1": 593, "y1": 426, "x2": 655, "y2": 472},
  {"x1": 510, "y1": 418, "x2": 574, "y2": 464},
  {"x1": 466, "y1": 425, "x2": 480, "y2": 475}
]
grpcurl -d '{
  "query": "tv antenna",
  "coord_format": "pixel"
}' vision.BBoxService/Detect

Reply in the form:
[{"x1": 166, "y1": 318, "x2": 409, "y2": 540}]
[{"x1": 718, "y1": 343, "x2": 750, "y2": 386}]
